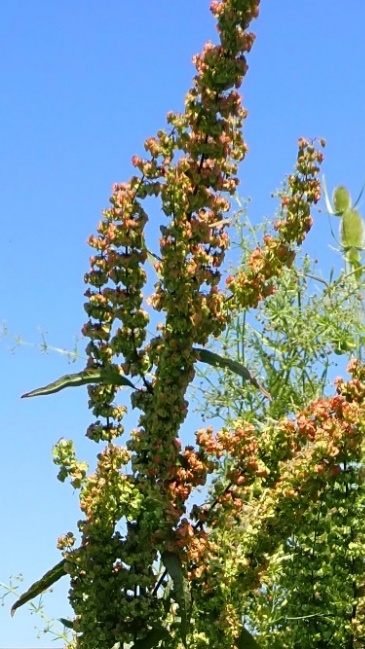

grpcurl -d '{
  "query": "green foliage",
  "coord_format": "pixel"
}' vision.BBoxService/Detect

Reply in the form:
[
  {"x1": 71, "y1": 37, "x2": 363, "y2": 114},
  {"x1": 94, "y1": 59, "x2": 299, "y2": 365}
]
[
  {"x1": 21, "y1": 347, "x2": 268, "y2": 401},
  {"x1": 195, "y1": 347, "x2": 271, "y2": 400},
  {"x1": 0, "y1": 575, "x2": 73, "y2": 645},
  {"x1": 161, "y1": 551, "x2": 191, "y2": 647},
  {"x1": 195, "y1": 222, "x2": 364, "y2": 425},
  {"x1": 0, "y1": 325, "x2": 82, "y2": 362},
  {"x1": 11, "y1": 561, "x2": 66, "y2": 617},
  {"x1": 132, "y1": 626, "x2": 172, "y2": 649},
  {"x1": 193, "y1": 202, "x2": 365, "y2": 648},
  {"x1": 21, "y1": 366, "x2": 136, "y2": 398},
  {"x1": 236, "y1": 626, "x2": 261, "y2": 648}
]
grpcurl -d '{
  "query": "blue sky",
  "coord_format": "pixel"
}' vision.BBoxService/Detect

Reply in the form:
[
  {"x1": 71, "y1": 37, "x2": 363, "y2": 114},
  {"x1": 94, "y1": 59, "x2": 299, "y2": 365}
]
[{"x1": 1, "y1": 1, "x2": 365, "y2": 646}]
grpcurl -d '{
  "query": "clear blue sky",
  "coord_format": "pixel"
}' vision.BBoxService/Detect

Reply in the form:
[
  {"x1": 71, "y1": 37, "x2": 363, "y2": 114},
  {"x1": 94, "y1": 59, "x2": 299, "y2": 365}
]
[{"x1": 1, "y1": 1, "x2": 365, "y2": 646}]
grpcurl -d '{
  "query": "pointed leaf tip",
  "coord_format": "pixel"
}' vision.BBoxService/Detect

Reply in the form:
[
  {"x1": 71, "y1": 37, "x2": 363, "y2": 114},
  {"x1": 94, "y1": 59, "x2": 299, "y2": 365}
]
[
  {"x1": 59, "y1": 617, "x2": 74, "y2": 629},
  {"x1": 132, "y1": 626, "x2": 171, "y2": 649},
  {"x1": 21, "y1": 367, "x2": 135, "y2": 398},
  {"x1": 236, "y1": 625, "x2": 261, "y2": 648},
  {"x1": 11, "y1": 560, "x2": 66, "y2": 616},
  {"x1": 194, "y1": 347, "x2": 271, "y2": 400},
  {"x1": 322, "y1": 175, "x2": 335, "y2": 215},
  {"x1": 162, "y1": 551, "x2": 191, "y2": 646}
]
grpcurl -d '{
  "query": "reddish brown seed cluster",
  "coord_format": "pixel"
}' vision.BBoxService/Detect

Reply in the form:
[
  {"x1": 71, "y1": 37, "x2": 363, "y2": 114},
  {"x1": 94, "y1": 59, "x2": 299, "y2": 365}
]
[{"x1": 226, "y1": 139, "x2": 325, "y2": 309}]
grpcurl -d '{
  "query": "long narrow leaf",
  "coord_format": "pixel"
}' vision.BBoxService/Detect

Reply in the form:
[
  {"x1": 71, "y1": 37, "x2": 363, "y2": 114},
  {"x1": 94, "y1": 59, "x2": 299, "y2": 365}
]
[
  {"x1": 322, "y1": 174, "x2": 335, "y2": 215},
  {"x1": 59, "y1": 618, "x2": 74, "y2": 629},
  {"x1": 21, "y1": 367, "x2": 136, "y2": 398},
  {"x1": 194, "y1": 348, "x2": 271, "y2": 400},
  {"x1": 133, "y1": 626, "x2": 171, "y2": 649},
  {"x1": 208, "y1": 218, "x2": 231, "y2": 228},
  {"x1": 11, "y1": 560, "x2": 66, "y2": 616},
  {"x1": 236, "y1": 625, "x2": 261, "y2": 648},
  {"x1": 354, "y1": 178, "x2": 365, "y2": 208},
  {"x1": 145, "y1": 248, "x2": 163, "y2": 279},
  {"x1": 161, "y1": 551, "x2": 191, "y2": 647}
]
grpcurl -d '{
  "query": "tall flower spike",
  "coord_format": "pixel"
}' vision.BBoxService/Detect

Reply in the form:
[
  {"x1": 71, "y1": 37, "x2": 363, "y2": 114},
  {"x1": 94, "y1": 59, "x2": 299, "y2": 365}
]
[{"x1": 67, "y1": 2, "x2": 262, "y2": 648}]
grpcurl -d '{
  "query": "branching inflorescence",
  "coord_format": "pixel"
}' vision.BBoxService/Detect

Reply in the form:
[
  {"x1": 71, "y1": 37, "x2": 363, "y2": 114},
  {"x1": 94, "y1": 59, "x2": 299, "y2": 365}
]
[{"x1": 16, "y1": 2, "x2": 345, "y2": 648}]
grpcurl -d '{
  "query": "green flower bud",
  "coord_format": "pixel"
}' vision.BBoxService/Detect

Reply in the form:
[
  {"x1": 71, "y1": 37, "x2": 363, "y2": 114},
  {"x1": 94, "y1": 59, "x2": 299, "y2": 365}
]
[
  {"x1": 332, "y1": 185, "x2": 351, "y2": 215},
  {"x1": 340, "y1": 208, "x2": 364, "y2": 249}
]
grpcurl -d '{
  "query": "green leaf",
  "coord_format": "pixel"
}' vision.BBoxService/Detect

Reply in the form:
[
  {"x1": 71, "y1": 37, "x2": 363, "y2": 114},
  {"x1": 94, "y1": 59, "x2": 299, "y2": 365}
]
[
  {"x1": 208, "y1": 218, "x2": 232, "y2": 228},
  {"x1": 236, "y1": 625, "x2": 261, "y2": 648},
  {"x1": 145, "y1": 248, "x2": 163, "y2": 279},
  {"x1": 322, "y1": 175, "x2": 336, "y2": 215},
  {"x1": 161, "y1": 551, "x2": 191, "y2": 647},
  {"x1": 194, "y1": 347, "x2": 271, "y2": 400},
  {"x1": 21, "y1": 366, "x2": 136, "y2": 398},
  {"x1": 59, "y1": 617, "x2": 74, "y2": 629},
  {"x1": 11, "y1": 560, "x2": 66, "y2": 616},
  {"x1": 133, "y1": 625, "x2": 171, "y2": 649},
  {"x1": 353, "y1": 179, "x2": 365, "y2": 208}
]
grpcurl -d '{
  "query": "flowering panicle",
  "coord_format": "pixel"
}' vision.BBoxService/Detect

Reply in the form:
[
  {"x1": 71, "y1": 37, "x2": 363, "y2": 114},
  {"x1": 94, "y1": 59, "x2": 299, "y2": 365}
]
[
  {"x1": 174, "y1": 360, "x2": 365, "y2": 646},
  {"x1": 82, "y1": 177, "x2": 151, "y2": 442},
  {"x1": 59, "y1": 2, "x2": 265, "y2": 647},
  {"x1": 31, "y1": 1, "x2": 364, "y2": 647},
  {"x1": 227, "y1": 138, "x2": 325, "y2": 309}
]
